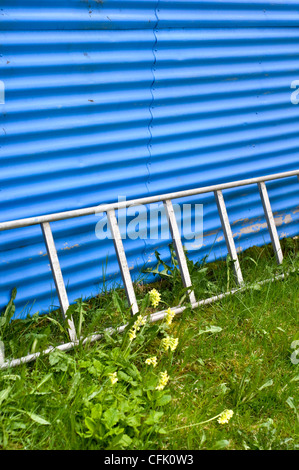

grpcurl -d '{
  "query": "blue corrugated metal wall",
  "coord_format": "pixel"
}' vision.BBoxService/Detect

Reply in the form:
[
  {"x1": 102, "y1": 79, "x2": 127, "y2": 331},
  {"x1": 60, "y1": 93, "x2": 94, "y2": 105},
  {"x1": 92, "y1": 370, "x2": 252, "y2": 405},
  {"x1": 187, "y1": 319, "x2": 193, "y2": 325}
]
[{"x1": 0, "y1": 0, "x2": 298, "y2": 318}]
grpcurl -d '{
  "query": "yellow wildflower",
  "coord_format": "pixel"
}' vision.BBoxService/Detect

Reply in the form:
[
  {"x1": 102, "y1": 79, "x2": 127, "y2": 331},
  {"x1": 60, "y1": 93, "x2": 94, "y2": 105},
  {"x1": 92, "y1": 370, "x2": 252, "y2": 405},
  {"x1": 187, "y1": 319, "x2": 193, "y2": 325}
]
[
  {"x1": 165, "y1": 307, "x2": 175, "y2": 326},
  {"x1": 134, "y1": 315, "x2": 146, "y2": 331},
  {"x1": 128, "y1": 328, "x2": 137, "y2": 342},
  {"x1": 109, "y1": 372, "x2": 118, "y2": 385},
  {"x1": 149, "y1": 288, "x2": 161, "y2": 308},
  {"x1": 128, "y1": 314, "x2": 146, "y2": 342},
  {"x1": 156, "y1": 371, "x2": 170, "y2": 391},
  {"x1": 217, "y1": 409, "x2": 234, "y2": 424},
  {"x1": 161, "y1": 335, "x2": 179, "y2": 352},
  {"x1": 145, "y1": 356, "x2": 158, "y2": 367}
]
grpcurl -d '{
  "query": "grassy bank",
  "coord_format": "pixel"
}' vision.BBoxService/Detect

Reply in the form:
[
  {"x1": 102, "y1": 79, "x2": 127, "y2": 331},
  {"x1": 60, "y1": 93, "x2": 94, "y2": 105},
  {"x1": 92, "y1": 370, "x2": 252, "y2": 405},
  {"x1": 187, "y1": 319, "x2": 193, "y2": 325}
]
[{"x1": 0, "y1": 238, "x2": 298, "y2": 450}]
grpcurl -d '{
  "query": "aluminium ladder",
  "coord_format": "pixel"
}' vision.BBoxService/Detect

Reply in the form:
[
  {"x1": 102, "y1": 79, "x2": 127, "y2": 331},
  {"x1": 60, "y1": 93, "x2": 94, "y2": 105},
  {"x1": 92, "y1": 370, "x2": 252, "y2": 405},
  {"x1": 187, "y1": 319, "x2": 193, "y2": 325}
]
[{"x1": 0, "y1": 170, "x2": 298, "y2": 368}]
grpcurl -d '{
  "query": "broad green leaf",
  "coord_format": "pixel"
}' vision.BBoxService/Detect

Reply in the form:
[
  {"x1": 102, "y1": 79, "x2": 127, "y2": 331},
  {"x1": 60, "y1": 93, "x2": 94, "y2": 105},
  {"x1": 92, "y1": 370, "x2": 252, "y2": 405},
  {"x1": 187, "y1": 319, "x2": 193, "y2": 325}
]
[
  {"x1": 214, "y1": 439, "x2": 230, "y2": 450},
  {"x1": 103, "y1": 408, "x2": 120, "y2": 428},
  {"x1": 67, "y1": 371, "x2": 81, "y2": 401},
  {"x1": 258, "y1": 379, "x2": 274, "y2": 391},
  {"x1": 286, "y1": 396, "x2": 297, "y2": 412},
  {"x1": 126, "y1": 415, "x2": 141, "y2": 428},
  {"x1": 156, "y1": 394, "x2": 172, "y2": 407},
  {"x1": 197, "y1": 326, "x2": 222, "y2": 336},
  {"x1": 85, "y1": 417, "x2": 97, "y2": 434},
  {"x1": 91, "y1": 403, "x2": 103, "y2": 420},
  {"x1": 112, "y1": 433, "x2": 132, "y2": 448},
  {"x1": 291, "y1": 375, "x2": 299, "y2": 383},
  {"x1": 0, "y1": 386, "x2": 12, "y2": 406},
  {"x1": 1, "y1": 374, "x2": 21, "y2": 381},
  {"x1": 88, "y1": 359, "x2": 104, "y2": 376},
  {"x1": 10, "y1": 421, "x2": 27, "y2": 431},
  {"x1": 157, "y1": 427, "x2": 167, "y2": 434},
  {"x1": 144, "y1": 410, "x2": 164, "y2": 425},
  {"x1": 117, "y1": 370, "x2": 131, "y2": 382},
  {"x1": 24, "y1": 411, "x2": 51, "y2": 425}
]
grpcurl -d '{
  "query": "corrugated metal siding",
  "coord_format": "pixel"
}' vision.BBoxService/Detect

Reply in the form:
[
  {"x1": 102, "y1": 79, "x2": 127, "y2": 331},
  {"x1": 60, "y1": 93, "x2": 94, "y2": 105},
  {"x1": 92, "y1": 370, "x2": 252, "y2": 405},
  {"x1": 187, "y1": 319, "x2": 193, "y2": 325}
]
[{"x1": 0, "y1": 0, "x2": 298, "y2": 318}]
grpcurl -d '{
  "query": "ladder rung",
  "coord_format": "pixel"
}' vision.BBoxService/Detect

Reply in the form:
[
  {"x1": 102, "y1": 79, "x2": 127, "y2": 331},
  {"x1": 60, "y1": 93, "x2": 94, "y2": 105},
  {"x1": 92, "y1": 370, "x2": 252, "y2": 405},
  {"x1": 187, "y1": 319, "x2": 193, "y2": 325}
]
[
  {"x1": 214, "y1": 190, "x2": 244, "y2": 286},
  {"x1": 41, "y1": 222, "x2": 77, "y2": 342},
  {"x1": 258, "y1": 182, "x2": 283, "y2": 265},
  {"x1": 107, "y1": 209, "x2": 139, "y2": 316},
  {"x1": 163, "y1": 199, "x2": 196, "y2": 305}
]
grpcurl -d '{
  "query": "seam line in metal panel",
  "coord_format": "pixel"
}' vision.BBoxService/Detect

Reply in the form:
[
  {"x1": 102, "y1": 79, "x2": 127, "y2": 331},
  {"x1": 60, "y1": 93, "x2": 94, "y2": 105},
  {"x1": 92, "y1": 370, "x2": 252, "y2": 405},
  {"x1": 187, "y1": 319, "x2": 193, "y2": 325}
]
[
  {"x1": 142, "y1": 0, "x2": 161, "y2": 273},
  {"x1": 146, "y1": 0, "x2": 160, "y2": 195}
]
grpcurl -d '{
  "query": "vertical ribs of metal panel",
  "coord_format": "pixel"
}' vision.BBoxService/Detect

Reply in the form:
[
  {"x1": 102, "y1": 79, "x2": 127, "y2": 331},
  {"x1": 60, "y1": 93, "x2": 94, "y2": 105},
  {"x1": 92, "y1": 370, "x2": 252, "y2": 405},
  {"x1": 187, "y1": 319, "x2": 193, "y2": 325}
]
[
  {"x1": 214, "y1": 190, "x2": 244, "y2": 286},
  {"x1": 163, "y1": 199, "x2": 196, "y2": 305},
  {"x1": 106, "y1": 209, "x2": 139, "y2": 316},
  {"x1": 41, "y1": 222, "x2": 77, "y2": 342},
  {"x1": 258, "y1": 182, "x2": 284, "y2": 265}
]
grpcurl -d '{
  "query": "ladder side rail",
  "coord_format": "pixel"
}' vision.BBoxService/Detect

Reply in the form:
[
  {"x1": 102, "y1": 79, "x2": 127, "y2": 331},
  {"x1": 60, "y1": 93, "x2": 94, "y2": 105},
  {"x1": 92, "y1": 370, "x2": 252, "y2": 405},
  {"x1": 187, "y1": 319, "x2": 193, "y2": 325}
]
[
  {"x1": 163, "y1": 199, "x2": 196, "y2": 305},
  {"x1": 258, "y1": 182, "x2": 283, "y2": 265},
  {"x1": 41, "y1": 222, "x2": 77, "y2": 342},
  {"x1": 107, "y1": 209, "x2": 139, "y2": 316},
  {"x1": 214, "y1": 190, "x2": 244, "y2": 286}
]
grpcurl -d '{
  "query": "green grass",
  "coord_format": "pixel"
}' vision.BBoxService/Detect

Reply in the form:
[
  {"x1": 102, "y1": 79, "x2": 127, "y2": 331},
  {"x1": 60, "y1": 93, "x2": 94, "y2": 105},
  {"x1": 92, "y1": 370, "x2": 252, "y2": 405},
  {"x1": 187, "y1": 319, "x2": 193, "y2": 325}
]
[{"x1": 0, "y1": 238, "x2": 298, "y2": 450}]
